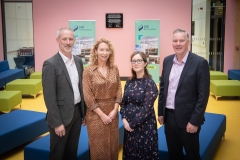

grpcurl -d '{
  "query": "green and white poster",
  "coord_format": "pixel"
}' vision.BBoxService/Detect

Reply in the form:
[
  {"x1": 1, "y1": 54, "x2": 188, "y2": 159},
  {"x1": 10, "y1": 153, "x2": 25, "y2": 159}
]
[
  {"x1": 135, "y1": 20, "x2": 160, "y2": 83},
  {"x1": 69, "y1": 20, "x2": 96, "y2": 67}
]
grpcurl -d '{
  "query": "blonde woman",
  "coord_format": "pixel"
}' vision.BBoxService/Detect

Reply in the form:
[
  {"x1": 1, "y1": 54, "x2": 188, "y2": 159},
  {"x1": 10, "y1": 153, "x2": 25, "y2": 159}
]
[{"x1": 82, "y1": 38, "x2": 122, "y2": 160}]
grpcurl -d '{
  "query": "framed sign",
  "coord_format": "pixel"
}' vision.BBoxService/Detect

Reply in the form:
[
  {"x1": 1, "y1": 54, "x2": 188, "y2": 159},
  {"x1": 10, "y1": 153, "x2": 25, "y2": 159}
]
[{"x1": 106, "y1": 13, "x2": 123, "y2": 28}]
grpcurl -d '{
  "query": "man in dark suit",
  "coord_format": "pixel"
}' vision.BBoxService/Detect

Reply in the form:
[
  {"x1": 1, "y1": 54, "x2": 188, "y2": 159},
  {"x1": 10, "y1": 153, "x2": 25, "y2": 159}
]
[
  {"x1": 158, "y1": 28, "x2": 210, "y2": 160},
  {"x1": 42, "y1": 27, "x2": 86, "y2": 160}
]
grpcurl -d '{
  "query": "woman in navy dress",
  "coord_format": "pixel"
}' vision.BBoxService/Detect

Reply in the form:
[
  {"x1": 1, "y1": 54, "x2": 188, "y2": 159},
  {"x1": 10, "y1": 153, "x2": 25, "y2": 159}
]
[{"x1": 120, "y1": 51, "x2": 159, "y2": 159}]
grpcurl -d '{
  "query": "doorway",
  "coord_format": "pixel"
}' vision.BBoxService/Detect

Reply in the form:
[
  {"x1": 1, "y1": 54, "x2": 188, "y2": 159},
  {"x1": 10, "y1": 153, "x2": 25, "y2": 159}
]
[
  {"x1": 191, "y1": 0, "x2": 225, "y2": 71},
  {"x1": 1, "y1": 0, "x2": 34, "y2": 73}
]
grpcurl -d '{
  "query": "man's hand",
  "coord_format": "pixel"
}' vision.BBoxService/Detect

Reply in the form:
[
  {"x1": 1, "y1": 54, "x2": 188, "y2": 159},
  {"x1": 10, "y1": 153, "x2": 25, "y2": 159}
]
[
  {"x1": 186, "y1": 122, "x2": 198, "y2": 133},
  {"x1": 54, "y1": 124, "x2": 66, "y2": 137},
  {"x1": 82, "y1": 119, "x2": 86, "y2": 126},
  {"x1": 158, "y1": 116, "x2": 164, "y2": 125}
]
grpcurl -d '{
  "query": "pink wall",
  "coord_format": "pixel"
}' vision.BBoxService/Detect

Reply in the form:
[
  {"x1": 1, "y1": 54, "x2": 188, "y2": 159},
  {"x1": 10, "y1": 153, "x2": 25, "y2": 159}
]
[
  {"x1": 33, "y1": 0, "x2": 191, "y2": 76},
  {"x1": 0, "y1": 0, "x2": 223, "y2": 75},
  {"x1": 224, "y1": 0, "x2": 236, "y2": 73},
  {"x1": 0, "y1": 2, "x2": 4, "y2": 61}
]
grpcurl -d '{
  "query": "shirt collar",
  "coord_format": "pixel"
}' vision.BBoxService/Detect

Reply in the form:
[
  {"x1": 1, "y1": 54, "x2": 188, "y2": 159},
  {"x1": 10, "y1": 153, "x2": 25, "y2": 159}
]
[
  {"x1": 59, "y1": 51, "x2": 74, "y2": 64},
  {"x1": 173, "y1": 51, "x2": 189, "y2": 64}
]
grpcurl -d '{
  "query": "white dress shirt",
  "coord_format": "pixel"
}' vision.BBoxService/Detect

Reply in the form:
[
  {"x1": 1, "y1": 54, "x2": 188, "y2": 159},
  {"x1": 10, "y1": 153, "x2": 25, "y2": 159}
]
[{"x1": 59, "y1": 51, "x2": 81, "y2": 105}]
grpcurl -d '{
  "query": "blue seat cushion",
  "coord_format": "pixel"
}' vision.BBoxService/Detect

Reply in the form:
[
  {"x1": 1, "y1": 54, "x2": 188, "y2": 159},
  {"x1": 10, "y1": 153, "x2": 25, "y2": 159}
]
[
  {"x1": 228, "y1": 70, "x2": 240, "y2": 80},
  {"x1": 0, "y1": 110, "x2": 48, "y2": 154},
  {"x1": 118, "y1": 112, "x2": 124, "y2": 145},
  {"x1": 24, "y1": 112, "x2": 124, "y2": 160},
  {"x1": 158, "y1": 112, "x2": 226, "y2": 160},
  {"x1": 2, "y1": 69, "x2": 24, "y2": 82},
  {"x1": 0, "y1": 60, "x2": 10, "y2": 72},
  {"x1": 24, "y1": 126, "x2": 89, "y2": 160},
  {"x1": 0, "y1": 78, "x2": 5, "y2": 89},
  {"x1": 0, "y1": 69, "x2": 24, "y2": 88}
]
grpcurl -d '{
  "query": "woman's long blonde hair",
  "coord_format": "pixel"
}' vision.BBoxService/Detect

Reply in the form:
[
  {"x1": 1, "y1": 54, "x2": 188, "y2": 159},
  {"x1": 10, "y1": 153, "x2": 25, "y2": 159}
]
[{"x1": 90, "y1": 38, "x2": 115, "y2": 68}]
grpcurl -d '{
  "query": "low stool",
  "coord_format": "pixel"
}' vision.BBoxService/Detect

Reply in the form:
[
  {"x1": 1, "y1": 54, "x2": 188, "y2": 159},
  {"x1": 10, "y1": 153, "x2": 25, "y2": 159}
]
[
  {"x1": 6, "y1": 79, "x2": 42, "y2": 98},
  {"x1": 30, "y1": 71, "x2": 42, "y2": 79},
  {"x1": 210, "y1": 80, "x2": 240, "y2": 100},
  {"x1": 0, "y1": 91, "x2": 22, "y2": 111},
  {"x1": 210, "y1": 71, "x2": 228, "y2": 80}
]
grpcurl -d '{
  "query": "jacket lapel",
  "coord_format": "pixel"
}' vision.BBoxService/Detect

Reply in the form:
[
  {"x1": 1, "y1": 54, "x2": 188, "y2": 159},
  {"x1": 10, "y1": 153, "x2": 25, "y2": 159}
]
[
  {"x1": 56, "y1": 53, "x2": 73, "y2": 89},
  {"x1": 165, "y1": 55, "x2": 174, "y2": 83},
  {"x1": 164, "y1": 55, "x2": 174, "y2": 94},
  {"x1": 177, "y1": 52, "x2": 193, "y2": 90}
]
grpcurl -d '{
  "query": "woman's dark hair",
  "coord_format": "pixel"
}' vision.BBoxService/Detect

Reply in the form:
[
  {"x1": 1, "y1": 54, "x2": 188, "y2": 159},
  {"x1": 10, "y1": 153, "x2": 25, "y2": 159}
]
[{"x1": 130, "y1": 51, "x2": 152, "y2": 80}]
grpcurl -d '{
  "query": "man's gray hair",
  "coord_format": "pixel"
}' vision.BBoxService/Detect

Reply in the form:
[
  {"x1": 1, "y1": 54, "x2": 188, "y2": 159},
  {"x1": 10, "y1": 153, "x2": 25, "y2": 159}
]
[
  {"x1": 57, "y1": 27, "x2": 74, "y2": 39},
  {"x1": 173, "y1": 28, "x2": 189, "y2": 41}
]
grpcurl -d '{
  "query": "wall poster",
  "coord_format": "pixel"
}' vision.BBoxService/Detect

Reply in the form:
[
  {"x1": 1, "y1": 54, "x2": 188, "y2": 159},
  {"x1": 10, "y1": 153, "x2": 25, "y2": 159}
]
[
  {"x1": 135, "y1": 20, "x2": 160, "y2": 83},
  {"x1": 69, "y1": 20, "x2": 96, "y2": 68}
]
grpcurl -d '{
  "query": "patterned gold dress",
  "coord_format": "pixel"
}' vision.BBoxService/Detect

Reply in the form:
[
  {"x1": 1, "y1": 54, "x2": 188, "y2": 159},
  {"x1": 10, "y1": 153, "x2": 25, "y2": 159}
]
[{"x1": 82, "y1": 65, "x2": 122, "y2": 160}]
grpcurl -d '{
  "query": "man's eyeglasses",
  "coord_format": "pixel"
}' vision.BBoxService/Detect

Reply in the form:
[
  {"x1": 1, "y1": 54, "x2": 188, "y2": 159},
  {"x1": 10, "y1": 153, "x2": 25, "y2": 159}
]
[{"x1": 131, "y1": 59, "x2": 144, "y2": 64}]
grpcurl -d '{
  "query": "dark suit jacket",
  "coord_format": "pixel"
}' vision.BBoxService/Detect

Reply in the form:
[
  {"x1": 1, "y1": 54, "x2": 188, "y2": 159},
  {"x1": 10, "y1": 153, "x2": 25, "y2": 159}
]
[
  {"x1": 158, "y1": 52, "x2": 210, "y2": 128},
  {"x1": 42, "y1": 52, "x2": 86, "y2": 128}
]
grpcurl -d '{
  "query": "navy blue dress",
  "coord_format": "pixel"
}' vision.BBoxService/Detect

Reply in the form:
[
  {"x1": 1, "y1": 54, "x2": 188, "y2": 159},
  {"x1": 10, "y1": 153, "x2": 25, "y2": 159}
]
[{"x1": 120, "y1": 78, "x2": 159, "y2": 159}]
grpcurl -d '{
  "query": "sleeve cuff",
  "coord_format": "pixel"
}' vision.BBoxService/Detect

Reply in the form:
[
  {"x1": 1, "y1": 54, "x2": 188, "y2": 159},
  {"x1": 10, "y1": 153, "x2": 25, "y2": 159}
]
[
  {"x1": 90, "y1": 103, "x2": 99, "y2": 111},
  {"x1": 115, "y1": 98, "x2": 122, "y2": 104}
]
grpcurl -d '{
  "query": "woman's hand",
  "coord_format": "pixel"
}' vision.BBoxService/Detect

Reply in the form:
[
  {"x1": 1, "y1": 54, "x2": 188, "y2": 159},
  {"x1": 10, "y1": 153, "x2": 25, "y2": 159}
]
[
  {"x1": 100, "y1": 112, "x2": 112, "y2": 125},
  {"x1": 122, "y1": 118, "x2": 134, "y2": 132},
  {"x1": 108, "y1": 108, "x2": 118, "y2": 120},
  {"x1": 93, "y1": 107, "x2": 112, "y2": 125}
]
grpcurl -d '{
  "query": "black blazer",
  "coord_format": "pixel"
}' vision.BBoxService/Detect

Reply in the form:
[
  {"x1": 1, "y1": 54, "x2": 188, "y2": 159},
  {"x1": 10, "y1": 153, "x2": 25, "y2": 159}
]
[
  {"x1": 158, "y1": 52, "x2": 210, "y2": 128},
  {"x1": 42, "y1": 53, "x2": 86, "y2": 128}
]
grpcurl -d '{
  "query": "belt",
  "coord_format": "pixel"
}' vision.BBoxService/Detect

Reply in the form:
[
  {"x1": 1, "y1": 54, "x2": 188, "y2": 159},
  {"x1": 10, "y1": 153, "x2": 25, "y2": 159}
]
[{"x1": 166, "y1": 108, "x2": 175, "y2": 112}]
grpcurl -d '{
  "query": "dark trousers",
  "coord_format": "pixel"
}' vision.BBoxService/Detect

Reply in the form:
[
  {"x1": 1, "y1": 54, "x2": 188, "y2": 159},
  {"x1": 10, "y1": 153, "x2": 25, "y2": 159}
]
[
  {"x1": 48, "y1": 105, "x2": 82, "y2": 160},
  {"x1": 164, "y1": 109, "x2": 201, "y2": 160}
]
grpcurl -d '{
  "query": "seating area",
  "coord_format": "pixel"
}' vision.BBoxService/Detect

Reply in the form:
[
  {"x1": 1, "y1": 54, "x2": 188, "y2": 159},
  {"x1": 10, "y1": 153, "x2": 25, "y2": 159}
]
[
  {"x1": 0, "y1": 91, "x2": 22, "y2": 111},
  {"x1": 0, "y1": 110, "x2": 48, "y2": 154},
  {"x1": 0, "y1": 83, "x2": 236, "y2": 159},
  {"x1": 158, "y1": 112, "x2": 226, "y2": 160},
  {"x1": 0, "y1": 60, "x2": 24, "y2": 88},
  {"x1": 6, "y1": 79, "x2": 42, "y2": 98},
  {"x1": 210, "y1": 80, "x2": 240, "y2": 100},
  {"x1": 228, "y1": 70, "x2": 240, "y2": 80},
  {"x1": 24, "y1": 112, "x2": 124, "y2": 160}
]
